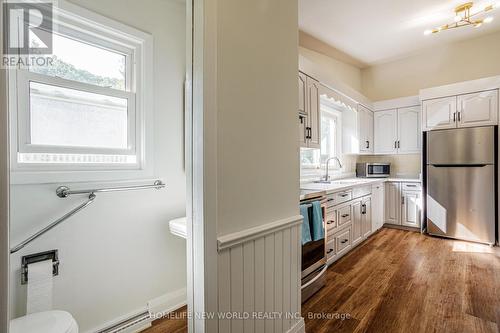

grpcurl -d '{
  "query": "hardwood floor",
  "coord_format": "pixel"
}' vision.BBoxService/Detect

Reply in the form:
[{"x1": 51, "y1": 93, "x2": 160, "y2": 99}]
[
  {"x1": 143, "y1": 228, "x2": 500, "y2": 333},
  {"x1": 142, "y1": 306, "x2": 188, "y2": 333},
  {"x1": 302, "y1": 228, "x2": 500, "y2": 333}
]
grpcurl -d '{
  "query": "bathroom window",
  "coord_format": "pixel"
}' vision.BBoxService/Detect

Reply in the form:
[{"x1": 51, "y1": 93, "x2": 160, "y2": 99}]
[{"x1": 9, "y1": 2, "x2": 153, "y2": 184}]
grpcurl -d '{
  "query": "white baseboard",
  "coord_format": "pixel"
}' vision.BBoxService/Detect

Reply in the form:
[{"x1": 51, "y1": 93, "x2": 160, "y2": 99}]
[
  {"x1": 147, "y1": 287, "x2": 187, "y2": 318},
  {"x1": 89, "y1": 287, "x2": 187, "y2": 333},
  {"x1": 287, "y1": 317, "x2": 305, "y2": 333}
]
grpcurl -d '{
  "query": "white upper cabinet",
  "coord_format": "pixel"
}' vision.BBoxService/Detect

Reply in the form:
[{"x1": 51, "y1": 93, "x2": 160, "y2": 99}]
[
  {"x1": 458, "y1": 90, "x2": 498, "y2": 128},
  {"x1": 298, "y1": 72, "x2": 306, "y2": 115},
  {"x1": 374, "y1": 109, "x2": 398, "y2": 154},
  {"x1": 307, "y1": 76, "x2": 321, "y2": 148},
  {"x1": 358, "y1": 105, "x2": 374, "y2": 154},
  {"x1": 374, "y1": 105, "x2": 421, "y2": 155},
  {"x1": 398, "y1": 106, "x2": 421, "y2": 154},
  {"x1": 298, "y1": 72, "x2": 321, "y2": 148},
  {"x1": 422, "y1": 96, "x2": 456, "y2": 131},
  {"x1": 422, "y1": 89, "x2": 499, "y2": 131}
]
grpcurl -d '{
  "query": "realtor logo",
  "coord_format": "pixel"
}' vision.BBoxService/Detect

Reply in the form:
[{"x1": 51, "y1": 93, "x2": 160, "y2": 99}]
[{"x1": 3, "y1": 1, "x2": 53, "y2": 55}]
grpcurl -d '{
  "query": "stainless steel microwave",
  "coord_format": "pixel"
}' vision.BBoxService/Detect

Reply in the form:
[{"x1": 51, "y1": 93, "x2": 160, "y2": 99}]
[{"x1": 356, "y1": 163, "x2": 390, "y2": 178}]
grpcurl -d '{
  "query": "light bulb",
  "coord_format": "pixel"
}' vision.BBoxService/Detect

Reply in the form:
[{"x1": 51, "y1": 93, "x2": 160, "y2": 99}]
[
  {"x1": 424, "y1": 29, "x2": 432, "y2": 35},
  {"x1": 475, "y1": 22, "x2": 483, "y2": 27},
  {"x1": 484, "y1": 16, "x2": 494, "y2": 23}
]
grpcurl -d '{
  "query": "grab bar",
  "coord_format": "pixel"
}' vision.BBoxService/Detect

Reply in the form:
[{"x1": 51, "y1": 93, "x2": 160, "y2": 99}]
[
  {"x1": 56, "y1": 180, "x2": 165, "y2": 198},
  {"x1": 10, "y1": 194, "x2": 96, "y2": 254},
  {"x1": 10, "y1": 180, "x2": 166, "y2": 254}
]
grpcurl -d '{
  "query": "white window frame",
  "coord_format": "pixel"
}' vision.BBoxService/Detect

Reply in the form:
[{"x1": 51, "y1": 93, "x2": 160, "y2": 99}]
[
  {"x1": 300, "y1": 98, "x2": 343, "y2": 171},
  {"x1": 319, "y1": 104, "x2": 342, "y2": 169},
  {"x1": 8, "y1": 0, "x2": 154, "y2": 184}
]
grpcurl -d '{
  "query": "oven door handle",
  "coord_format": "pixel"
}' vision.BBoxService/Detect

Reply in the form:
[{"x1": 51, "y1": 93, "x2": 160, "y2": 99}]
[{"x1": 301, "y1": 265, "x2": 328, "y2": 290}]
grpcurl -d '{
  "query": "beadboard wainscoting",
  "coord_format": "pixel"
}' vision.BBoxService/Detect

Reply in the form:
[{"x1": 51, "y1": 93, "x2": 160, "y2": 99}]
[{"x1": 217, "y1": 215, "x2": 305, "y2": 333}]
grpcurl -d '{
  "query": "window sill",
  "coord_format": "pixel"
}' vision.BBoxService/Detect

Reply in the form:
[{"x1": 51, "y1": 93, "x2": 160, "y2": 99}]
[{"x1": 10, "y1": 166, "x2": 156, "y2": 185}]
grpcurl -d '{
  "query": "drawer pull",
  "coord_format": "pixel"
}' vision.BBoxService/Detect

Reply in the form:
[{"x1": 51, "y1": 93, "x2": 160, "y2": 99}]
[
  {"x1": 326, "y1": 249, "x2": 334, "y2": 254},
  {"x1": 406, "y1": 184, "x2": 417, "y2": 187},
  {"x1": 339, "y1": 193, "x2": 349, "y2": 197},
  {"x1": 341, "y1": 214, "x2": 349, "y2": 218},
  {"x1": 327, "y1": 198, "x2": 334, "y2": 202},
  {"x1": 340, "y1": 239, "x2": 348, "y2": 244},
  {"x1": 327, "y1": 220, "x2": 335, "y2": 225}
]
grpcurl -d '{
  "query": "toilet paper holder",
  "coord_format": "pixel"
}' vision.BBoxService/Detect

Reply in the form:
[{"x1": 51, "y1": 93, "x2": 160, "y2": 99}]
[{"x1": 21, "y1": 250, "x2": 59, "y2": 285}]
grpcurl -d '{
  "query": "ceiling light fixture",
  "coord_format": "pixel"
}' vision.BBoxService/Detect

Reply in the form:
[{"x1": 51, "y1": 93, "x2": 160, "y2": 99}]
[{"x1": 424, "y1": 2, "x2": 497, "y2": 35}]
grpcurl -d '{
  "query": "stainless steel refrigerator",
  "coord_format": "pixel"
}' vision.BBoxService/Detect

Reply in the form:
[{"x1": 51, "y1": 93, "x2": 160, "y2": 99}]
[{"x1": 426, "y1": 126, "x2": 496, "y2": 245}]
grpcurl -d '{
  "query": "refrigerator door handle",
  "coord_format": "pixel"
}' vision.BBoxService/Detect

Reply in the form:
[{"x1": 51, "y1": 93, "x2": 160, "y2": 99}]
[{"x1": 430, "y1": 164, "x2": 488, "y2": 168}]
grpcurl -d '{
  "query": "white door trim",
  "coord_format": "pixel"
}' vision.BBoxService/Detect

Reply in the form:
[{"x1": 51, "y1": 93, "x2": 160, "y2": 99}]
[
  {"x1": 0, "y1": 1, "x2": 11, "y2": 331},
  {"x1": 186, "y1": 0, "x2": 219, "y2": 331}
]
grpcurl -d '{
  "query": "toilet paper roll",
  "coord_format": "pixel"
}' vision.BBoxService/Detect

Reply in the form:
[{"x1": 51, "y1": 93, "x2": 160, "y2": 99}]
[{"x1": 26, "y1": 260, "x2": 53, "y2": 314}]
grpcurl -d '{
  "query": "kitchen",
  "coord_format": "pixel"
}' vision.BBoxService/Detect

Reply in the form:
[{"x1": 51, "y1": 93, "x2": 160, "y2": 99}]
[{"x1": 297, "y1": 1, "x2": 500, "y2": 331}]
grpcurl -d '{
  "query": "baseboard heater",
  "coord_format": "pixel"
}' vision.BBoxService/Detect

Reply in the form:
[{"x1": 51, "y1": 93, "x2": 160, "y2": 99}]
[{"x1": 96, "y1": 311, "x2": 151, "y2": 333}]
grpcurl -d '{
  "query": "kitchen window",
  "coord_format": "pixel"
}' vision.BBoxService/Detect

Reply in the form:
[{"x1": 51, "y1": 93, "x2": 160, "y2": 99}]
[
  {"x1": 9, "y1": 1, "x2": 153, "y2": 184},
  {"x1": 301, "y1": 100, "x2": 343, "y2": 170}
]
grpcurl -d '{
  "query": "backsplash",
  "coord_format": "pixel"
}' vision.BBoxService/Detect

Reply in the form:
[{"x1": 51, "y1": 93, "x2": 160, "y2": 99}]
[
  {"x1": 300, "y1": 151, "x2": 422, "y2": 182},
  {"x1": 356, "y1": 154, "x2": 422, "y2": 178},
  {"x1": 300, "y1": 153, "x2": 357, "y2": 183}
]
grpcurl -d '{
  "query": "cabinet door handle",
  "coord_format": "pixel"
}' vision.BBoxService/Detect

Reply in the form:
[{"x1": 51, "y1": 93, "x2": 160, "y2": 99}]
[
  {"x1": 341, "y1": 214, "x2": 349, "y2": 218},
  {"x1": 394, "y1": 141, "x2": 397, "y2": 149},
  {"x1": 458, "y1": 111, "x2": 461, "y2": 122},
  {"x1": 366, "y1": 141, "x2": 369, "y2": 149},
  {"x1": 402, "y1": 196, "x2": 405, "y2": 204},
  {"x1": 397, "y1": 141, "x2": 400, "y2": 148},
  {"x1": 327, "y1": 220, "x2": 335, "y2": 225},
  {"x1": 340, "y1": 239, "x2": 348, "y2": 244},
  {"x1": 453, "y1": 112, "x2": 456, "y2": 122},
  {"x1": 326, "y1": 249, "x2": 334, "y2": 254}
]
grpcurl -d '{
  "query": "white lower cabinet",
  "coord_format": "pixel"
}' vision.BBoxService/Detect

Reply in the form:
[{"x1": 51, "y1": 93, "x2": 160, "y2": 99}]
[
  {"x1": 401, "y1": 190, "x2": 421, "y2": 228},
  {"x1": 384, "y1": 182, "x2": 401, "y2": 225},
  {"x1": 384, "y1": 181, "x2": 421, "y2": 228},
  {"x1": 362, "y1": 197, "x2": 372, "y2": 238},
  {"x1": 351, "y1": 200, "x2": 363, "y2": 246},
  {"x1": 371, "y1": 183, "x2": 384, "y2": 231},
  {"x1": 326, "y1": 189, "x2": 373, "y2": 265}
]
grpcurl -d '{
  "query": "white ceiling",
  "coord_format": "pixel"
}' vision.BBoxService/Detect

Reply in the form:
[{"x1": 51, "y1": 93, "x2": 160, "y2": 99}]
[{"x1": 299, "y1": 0, "x2": 500, "y2": 66}]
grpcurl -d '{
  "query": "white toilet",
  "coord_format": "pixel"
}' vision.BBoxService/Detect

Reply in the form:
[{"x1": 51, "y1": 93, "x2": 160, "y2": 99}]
[{"x1": 10, "y1": 310, "x2": 78, "y2": 333}]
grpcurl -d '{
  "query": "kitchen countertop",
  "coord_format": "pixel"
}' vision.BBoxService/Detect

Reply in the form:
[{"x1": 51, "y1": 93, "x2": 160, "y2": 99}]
[{"x1": 300, "y1": 177, "x2": 420, "y2": 198}]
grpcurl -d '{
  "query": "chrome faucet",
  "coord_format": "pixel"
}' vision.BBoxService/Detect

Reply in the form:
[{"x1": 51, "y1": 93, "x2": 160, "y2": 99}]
[{"x1": 323, "y1": 157, "x2": 343, "y2": 182}]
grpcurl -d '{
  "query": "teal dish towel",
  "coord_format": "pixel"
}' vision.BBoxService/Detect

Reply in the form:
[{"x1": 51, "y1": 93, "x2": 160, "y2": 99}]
[
  {"x1": 300, "y1": 204, "x2": 312, "y2": 245},
  {"x1": 311, "y1": 201, "x2": 324, "y2": 241}
]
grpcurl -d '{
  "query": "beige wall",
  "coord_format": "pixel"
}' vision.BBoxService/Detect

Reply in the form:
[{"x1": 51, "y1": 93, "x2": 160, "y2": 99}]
[
  {"x1": 362, "y1": 30, "x2": 500, "y2": 101},
  {"x1": 216, "y1": 0, "x2": 299, "y2": 236},
  {"x1": 299, "y1": 46, "x2": 363, "y2": 96}
]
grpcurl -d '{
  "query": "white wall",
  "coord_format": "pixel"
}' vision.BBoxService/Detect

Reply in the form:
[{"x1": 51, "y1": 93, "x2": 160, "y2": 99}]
[
  {"x1": 362, "y1": 30, "x2": 500, "y2": 101},
  {"x1": 216, "y1": 0, "x2": 299, "y2": 236},
  {"x1": 9, "y1": 1, "x2": 187, "y2": 332}
]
